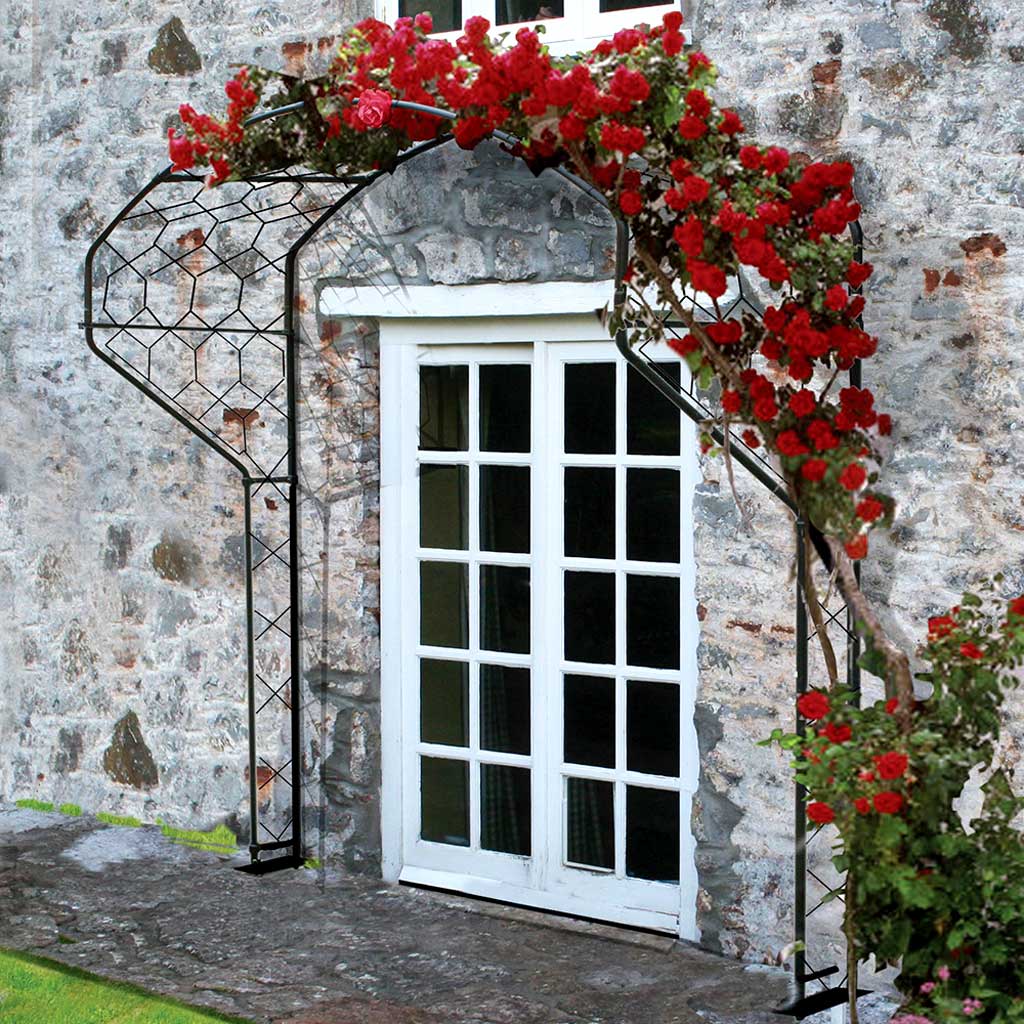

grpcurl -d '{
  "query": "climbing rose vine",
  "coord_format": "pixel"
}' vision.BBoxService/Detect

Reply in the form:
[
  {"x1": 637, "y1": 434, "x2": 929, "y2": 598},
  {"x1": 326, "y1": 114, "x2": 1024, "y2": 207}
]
[
  {"x1": 168, "y1": 13, "x2": 1024, "y2": 1023},
  {"x1": 168, "y1": 10, "x2": 892, "y2": 566}
]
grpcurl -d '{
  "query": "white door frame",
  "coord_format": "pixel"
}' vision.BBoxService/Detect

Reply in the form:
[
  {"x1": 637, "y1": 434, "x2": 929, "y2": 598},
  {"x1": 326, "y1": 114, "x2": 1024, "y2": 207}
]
[{"x1": 343, "y1": 281, "x2": 700, "y2": 938}]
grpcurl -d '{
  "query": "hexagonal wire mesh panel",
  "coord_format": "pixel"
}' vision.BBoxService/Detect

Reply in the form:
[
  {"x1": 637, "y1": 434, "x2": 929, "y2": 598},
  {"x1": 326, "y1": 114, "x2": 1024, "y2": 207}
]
[{"x1": 84, "y1": 102, "x2": 861, "y2": 1002}]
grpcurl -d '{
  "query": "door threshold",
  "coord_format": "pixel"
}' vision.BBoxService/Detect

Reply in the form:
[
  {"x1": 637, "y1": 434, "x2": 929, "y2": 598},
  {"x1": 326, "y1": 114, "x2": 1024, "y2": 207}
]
[{"x1": 398, "y1": 866, "x2": 681, "y2": 946}]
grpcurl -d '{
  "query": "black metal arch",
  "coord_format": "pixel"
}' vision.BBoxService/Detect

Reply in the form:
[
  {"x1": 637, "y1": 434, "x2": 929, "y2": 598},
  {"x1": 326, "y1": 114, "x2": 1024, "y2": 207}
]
[{"x1": 83, "y1": 99, "x2": 858, "y2": 1013}]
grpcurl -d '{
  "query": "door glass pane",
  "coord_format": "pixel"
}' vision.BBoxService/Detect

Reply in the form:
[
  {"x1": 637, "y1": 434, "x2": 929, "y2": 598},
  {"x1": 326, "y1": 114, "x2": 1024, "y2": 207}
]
[
  {"x1": 421, "y1": 757, "x2": 469, "y2": 846},
  {"x1": 563, "y1": 674, "x2": 615, "y2": 768},
  {"x1": 626, "y1": 468, "x2": 679, "y2": 563},
  {"x1": 481, "y1": 565, "x2": 531, "y2": 654},
  {"x1": 480, "y1": 364, "x2": 531, "y2": 453},
  {"x1": 564, "y1": 363, "x2": 615, "y2": 455},
  {"x1": 626, "y1": 786, "x2": 679, "y2": 882},
  {"x1": 627, "y1": 363, "x2": 680, "y2": 455},
  {"x1": 566, "y1": 777, "x2": 614, "y2": 870},
  {"x1": 420, "y1": 659, "x2": 469, "y2": 747},
  {"x1": 627, "y1": 680, "x2": 679, "y2": 777},
  {"x1": 497, "y1": 0, "x2": 564, "y2": 25},
  {"x1": 420, "y1": 464, "x2": 468, "y2": 550},
  {"x1": 481, "y1": 764, "x2": 531, "y2": 856},
  {"x1": 480, "y1": 465, "x2": 530, "y2": 553},
  {"x1": 626, "y1": 574, "x2": 679, "y2": 669},
  {"x1": 599, "y1": 0, "x2": 662, "y2": 9},
  {"x1": 564, "y1": 571, "x2": 615, "y2": 664},
  {"x1": 481, "y1": 665, "x2": 531, "y2": 754},
  {"x1": 420, "y1": 561, "x2": 468, "y2": 649},
  {"x1": 420, "y1": 365, "x2": 468, "y2": 451},
  {"x1": 564, "y1": 467, "x2": 615, "y2": 559},
  {"x1": 400, "y1": 0, "x2": 461, "y2": 33}
]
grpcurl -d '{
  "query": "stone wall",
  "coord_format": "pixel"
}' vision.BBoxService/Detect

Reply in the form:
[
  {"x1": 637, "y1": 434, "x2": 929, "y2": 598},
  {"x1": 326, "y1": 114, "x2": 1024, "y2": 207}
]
[{"x1": 2, "y1": 0, "x2": 1023, "y2": 970}]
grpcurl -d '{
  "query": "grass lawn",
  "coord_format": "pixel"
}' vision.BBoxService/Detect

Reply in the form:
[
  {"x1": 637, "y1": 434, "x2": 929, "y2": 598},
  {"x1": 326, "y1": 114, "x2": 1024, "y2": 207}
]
[{"x1": 0, "y1": 949, "x2": 255, "y2": 1023}]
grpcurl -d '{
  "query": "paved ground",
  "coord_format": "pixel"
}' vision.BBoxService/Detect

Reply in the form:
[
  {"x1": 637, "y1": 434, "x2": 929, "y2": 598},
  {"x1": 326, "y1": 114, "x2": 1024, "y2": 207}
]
[{"x1": 1, "y1": 806, "x2": 819, "y2": 1024}]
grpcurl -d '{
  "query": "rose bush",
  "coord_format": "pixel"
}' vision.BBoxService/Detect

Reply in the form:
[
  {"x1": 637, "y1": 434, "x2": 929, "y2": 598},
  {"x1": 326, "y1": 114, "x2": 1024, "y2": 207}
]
[{"x1": 167, "y1": 13, "x2": 1023, "y2": 1022}]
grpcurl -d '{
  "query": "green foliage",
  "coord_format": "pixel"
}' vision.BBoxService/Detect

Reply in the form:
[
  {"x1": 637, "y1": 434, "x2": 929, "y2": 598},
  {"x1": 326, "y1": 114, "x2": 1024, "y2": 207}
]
[
  {"x1": 772, "y1": 585, "x2": 1024, "y2": 1022},
  {"x1": 58, "y1": 803, "x2": 82, "y2": 816}
]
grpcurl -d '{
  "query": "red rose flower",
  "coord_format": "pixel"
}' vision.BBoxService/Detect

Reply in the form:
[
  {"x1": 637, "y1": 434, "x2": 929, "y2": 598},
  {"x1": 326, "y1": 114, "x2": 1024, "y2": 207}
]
[
  {"x1": 845, "y1": 534, "x2": 868, "y2": 560},
  {"x1": 858, "y1": 769, "x2": 876, "y2": 781},
  {"x1": 742, "y1": 429, "x2": 761, "y2": 449},
  {"x1": 678, "y1": 114, "x2": 708, "y2": 140},
  {"x1": 807, "y1": 802, "x2": 835, "y2": 825},
  {"x1": 167, "y1": 129, "x2": 195, "y2": 171},
  {"x1": 721, "y1": 389, "x2": 742, "y2": 414},
  {"x1": 355, "y1": 89, "x2": 393, "y2": 129},
  {"x1": 688, "y1": 259, "x2": 727, "y2": 299},
  {"x1": 854, "y1": 797, "x2": 871, "y2": 815},
  {"x1": 776, "y1": 430, "x2": 809, "y2": 457},
  {"x1": 928, "y1": 615, "x2": 955, "y2": 638},
  {"x1": 856, "y1": 497, "x2": 884, "y2": 522},
  {"x1": 762, "y1": 146, "x2": 789, "y2": 175},
  {"x1": 559, "y1": 114, "x2": 587, "y2": 141},
  {"x1": 797, "y1": 691, "x2": 830, "y2": 720},
  {"x1": 662, "y1": 9, "x2": 683, "y2": 31},
  {"x1": 823, "y1": 722, "x2": 852, "y2": 744},
  {"x1": 825, "y1": 284, "x2": 848, "y2": 311},
  {"x1": 846, "y1": 261, "x2": 873, "y2": 288},
  {"x1": 960, "y1": 642, "x2": 984, "y2": 659},
  {"x1": 719, "y1": 109, "x2": 743, "y2": 134},
  {"x1": 1009, "y1": 596, "x2": 1024, "y2": 617},
  {"x1": 753, "y1": 397, "x2": 778, "y2": 421},
  {"x1": 739, "y1": 145, "x2": 762, "y2": 170},
  {"x1": 873, "y1": 751, "x2": 908, "y2": 780},
  {"x1": 839, "y1": 463, "x2": 867, "y2": 491},
  {"x1": 619, "y1": 190, "x2": 643, "y2": 216},
  {"x1": 801, "y1": 458, "x2": 828, "y2": 482},
  {"x1": 414, "y1": 12, "x2": 433, "y2": 31},
  {"x1": 874, "y1": 791, "x2": 903, "y2": 815},
  {"x1": 885, "y1": 698, "x2": 899, "y2": 715},
  {"x1": 788, "y1": 390, "x2": 816, "y2": 417},
  {"x1": 673, "y1": 216, "x2": 704, "y2": 257},
  {"x1": 685, "y1": 88, "x2": 711, "y2": 117},
  {"x1": 877, "y1": 413, "x2": 892, "y2": 435},
  {"x1": 682, "y1": 175, "x2": 711, "y2": 204}
]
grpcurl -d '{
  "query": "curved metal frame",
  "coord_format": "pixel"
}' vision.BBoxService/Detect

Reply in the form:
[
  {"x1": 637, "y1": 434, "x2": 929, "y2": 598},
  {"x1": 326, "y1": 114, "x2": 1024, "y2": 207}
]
[{"x1": 84, "y1": 99, "x2": 859, "y2": 1011}]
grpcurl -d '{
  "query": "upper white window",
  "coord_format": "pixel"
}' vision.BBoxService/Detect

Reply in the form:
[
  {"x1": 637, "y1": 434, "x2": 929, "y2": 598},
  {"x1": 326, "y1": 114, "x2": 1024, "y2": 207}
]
[{"x1": 379, "y1": 0, "x2": 679, "y2": 52}]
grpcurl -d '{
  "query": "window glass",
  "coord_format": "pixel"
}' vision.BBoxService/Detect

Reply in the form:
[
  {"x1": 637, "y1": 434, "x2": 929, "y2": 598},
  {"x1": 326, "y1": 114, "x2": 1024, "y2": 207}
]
[
  {"x1": 626, "y1": 786, "x2": 679, "y2": 882},
  {"x1": 626, "y1": 468, "x2": 679, "y2": 562},
  {"x1": 481, "y1": 564, "x2": 531, "y2": 654},
  {"x1": 563, "y1": 674, "x2": 615, "y2": 768},
  {"x1": 627, "y1": 363, "x2": 680, "y2": 456},
  {"x1": 626, "y1": 679, "x2": 679, "y2": 777},
  {"x1": 420, "y1": 659, "x2": 469, "y2": 747},
  {"x1": 420, "y1": 464, "x2": 468, "y2": 550},
  {"x1": 481, "y1": 665, "x2": 531, "y2": 754},
  {"x1": 564, "y1": 571, "x2": 615, "y2": 664},
  {"x1": 481, "y1": 764, "x2": 532, "y2": 855},
  {"x1": 400, "y1": 0, "x2": 462, "y2": 32},
  {"x1": 420, "y1": 365, "x2": 468, "y2": 451},
  {"x1": 480, "y1": 364, "x2": 531, "y2": 453},
  {"x1": 480, "y1": 465, "x2": 530, "y2": 553},
  {"x1": 566, "y1": 777, "x2": 614, "y2": 869},
  {"x1": 421, "y1": 757, "x2": 470, "y2": 845},
  {"x1": 420, "y1": 561, "x2": 469, "y2": 648},
  {"x1": 626, "y1": 574, "x2": 679, "y2": 669},
  {"x1": 565, "y1": 363, "x2": 615, "y2": 455},
  {"x1": 497, "y1": 0, "x2": 564, "y2": 24},
  {"x1": 564, "y1": 466, "x2": 615, "y2": 559}
]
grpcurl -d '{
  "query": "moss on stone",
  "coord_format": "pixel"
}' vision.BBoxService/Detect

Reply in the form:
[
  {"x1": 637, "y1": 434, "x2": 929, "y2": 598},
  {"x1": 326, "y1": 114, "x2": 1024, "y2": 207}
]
[
  {"x1": 96, "y1": 812, "x2": 142, "y2": 828},
  {"x1": 157, "y1": 821, "x2": 238, "y2": 855},
  {"x1": 15, "y1": 799, "x2": 54, "y2": 812},
  {"x1": 58, "y1": 803, "x2": 82, "y2": 817}
]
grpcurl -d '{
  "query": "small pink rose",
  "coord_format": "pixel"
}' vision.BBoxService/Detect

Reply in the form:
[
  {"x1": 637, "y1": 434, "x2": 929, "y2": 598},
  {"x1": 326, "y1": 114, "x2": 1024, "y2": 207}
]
[
  {"x1": 937, "y1": 966, "x2": 950, "y2": 981},
  {"x1": 355, "y1": 89, "x2": 392, "y2": 129}
]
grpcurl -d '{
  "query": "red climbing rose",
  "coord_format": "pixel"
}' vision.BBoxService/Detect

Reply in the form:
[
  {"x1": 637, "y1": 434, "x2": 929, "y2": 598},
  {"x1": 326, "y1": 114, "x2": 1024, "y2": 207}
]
[
  {"x1": 797, "y1": 691, "x2": 830, "y2": 720},
  {"x1": 807, "y1": 802, "x2": 835, "y2": 824},
  {"x1": 873, "y1": 752, "x2": 908, "y2": 780},
  {"x1": 874, "y1": 792, "x2": 904, "y2": 815}
]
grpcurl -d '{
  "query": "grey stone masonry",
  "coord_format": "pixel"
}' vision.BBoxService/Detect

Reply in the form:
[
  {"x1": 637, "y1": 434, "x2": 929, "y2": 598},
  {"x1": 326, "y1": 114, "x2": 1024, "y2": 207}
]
[{"x1": 1, "y1": 0, "x2": 1022, "y2": 970}]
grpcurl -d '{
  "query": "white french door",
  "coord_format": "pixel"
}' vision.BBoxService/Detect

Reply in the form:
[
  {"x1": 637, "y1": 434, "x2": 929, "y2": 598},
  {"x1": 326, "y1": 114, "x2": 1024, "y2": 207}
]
[{"x1": 381, "y1": 328, "x2": 699, "y2": 937}]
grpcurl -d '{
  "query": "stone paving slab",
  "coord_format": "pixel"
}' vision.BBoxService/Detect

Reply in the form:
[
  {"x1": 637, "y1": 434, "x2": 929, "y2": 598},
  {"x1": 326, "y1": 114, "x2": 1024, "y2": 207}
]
[{"x1": 0, "y1": 807, "x2": 798, "y2": 1024}]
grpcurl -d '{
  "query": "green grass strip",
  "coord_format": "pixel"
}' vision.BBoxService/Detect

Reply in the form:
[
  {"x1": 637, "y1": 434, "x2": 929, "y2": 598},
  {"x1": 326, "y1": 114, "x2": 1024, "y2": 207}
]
[
  {"x1": 14, "y1": 799, "x2": 54, "y2": 812},
  {"x1": 158, "y1": 821, "x2": 238, "y2": 855},
  {"x1": 0, "y1": 949, "x2": 257, "y2": 1023},
  {"x1": 96, "y1": 812, "x2": 143, "y2": 828},
  {"x1": 58, "y1": 803, "x2": 83, "y2": 816}
]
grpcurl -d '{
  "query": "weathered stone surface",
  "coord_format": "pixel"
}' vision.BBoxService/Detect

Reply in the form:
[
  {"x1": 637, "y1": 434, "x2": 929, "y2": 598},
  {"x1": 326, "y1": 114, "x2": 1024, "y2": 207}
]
[
  {"x1": 147, "y1": 17, "x2": 202, "y2": 75},
  {"x1": 102, "y1": 711, "x2": 159, "y2": 789},
  {"x1": 0, "y1": 809, "x2": 794, "y2": 1024},
  {"x1": 0, "y1": 0, "x2": 1022, "y2": 982}
]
